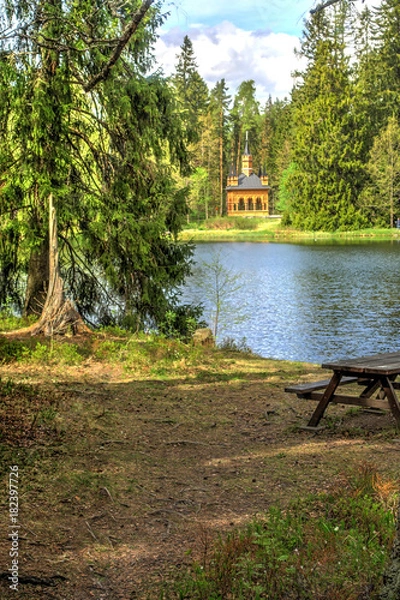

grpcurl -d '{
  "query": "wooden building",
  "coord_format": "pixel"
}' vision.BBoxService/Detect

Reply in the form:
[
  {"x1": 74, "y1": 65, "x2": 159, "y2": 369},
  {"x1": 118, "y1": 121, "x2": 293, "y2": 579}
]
[{"x1": 226, "y1": 133, "x2": 270, "y2": 217}]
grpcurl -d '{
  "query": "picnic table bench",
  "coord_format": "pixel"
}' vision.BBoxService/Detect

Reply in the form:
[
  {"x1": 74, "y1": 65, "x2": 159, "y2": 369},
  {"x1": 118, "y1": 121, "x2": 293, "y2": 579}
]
[{"x1": 285, "y1": 351, "x2": 400, "y2": 430}]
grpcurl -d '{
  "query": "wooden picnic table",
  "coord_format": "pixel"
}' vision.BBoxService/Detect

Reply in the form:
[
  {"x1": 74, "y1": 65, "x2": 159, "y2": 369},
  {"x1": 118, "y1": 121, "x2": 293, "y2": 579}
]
[{"x1": 285, "y1": 351, "x2": 400, "y2": 429}]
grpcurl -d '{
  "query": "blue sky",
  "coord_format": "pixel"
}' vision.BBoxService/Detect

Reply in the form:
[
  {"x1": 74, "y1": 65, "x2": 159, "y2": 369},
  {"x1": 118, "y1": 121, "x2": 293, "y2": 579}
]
[
  {"x1": 162, "y1": 0, "x2": 312, "y2": 36},
  {"x1": 154, "y1": 0, "x2": 379, "y2": 104}
]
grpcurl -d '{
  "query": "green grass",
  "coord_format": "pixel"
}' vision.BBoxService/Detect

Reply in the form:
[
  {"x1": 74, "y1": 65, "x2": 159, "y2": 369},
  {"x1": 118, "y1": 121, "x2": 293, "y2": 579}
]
[
  {"x1": 180, "y1": 218, "x2": 400, "y2": 243},
  {"x1": 162, "y1": 464, "x2": 397, "y2": 600}
]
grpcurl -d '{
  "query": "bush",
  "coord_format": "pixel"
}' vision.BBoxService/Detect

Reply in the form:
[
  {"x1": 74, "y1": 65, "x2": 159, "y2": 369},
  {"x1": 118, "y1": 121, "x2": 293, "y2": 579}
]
[
  {"x1": 158, "y1": 304, "x2": 206, "y2": 342},
  {"x1": 219, "y1": 337, "x2": 253, "y2": 354}
]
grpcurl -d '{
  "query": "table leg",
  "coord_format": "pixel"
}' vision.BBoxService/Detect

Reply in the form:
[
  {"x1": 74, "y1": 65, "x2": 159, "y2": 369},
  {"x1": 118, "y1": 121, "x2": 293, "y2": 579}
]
[
  {"x1": 307, "y1": 371, "x2": 342, "y2": 428},
  {"x1": 379, "y1": 376, "x2": 400, "y2": 426},
  {"x1": 360, "y1": 380, "x2": 380, "y2": 398}
]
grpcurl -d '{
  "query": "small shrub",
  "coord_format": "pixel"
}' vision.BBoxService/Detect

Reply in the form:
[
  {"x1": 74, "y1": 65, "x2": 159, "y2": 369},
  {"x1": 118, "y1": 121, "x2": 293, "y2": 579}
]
[
  {"x1": 219, "y1": 337, "x2": 253, "y2": 354},
  {"x1": 158, "y1": 304, "x2": 206, "y2": 342}
]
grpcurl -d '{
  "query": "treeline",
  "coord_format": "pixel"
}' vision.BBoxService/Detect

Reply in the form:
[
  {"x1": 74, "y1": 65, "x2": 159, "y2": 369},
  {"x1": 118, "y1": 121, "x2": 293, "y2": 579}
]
[
  {"x1": 170, "y1": 0, "x2": 400, "y2": 231},
  {"x1": 168, "y1": 35, "x2": 291, "y2": 222}
]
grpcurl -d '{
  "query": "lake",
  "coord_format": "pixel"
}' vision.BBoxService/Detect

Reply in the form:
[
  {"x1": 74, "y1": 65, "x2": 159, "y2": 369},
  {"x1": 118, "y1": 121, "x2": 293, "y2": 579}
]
[{"x1": 180, "y1": 241, "x2": 400, "y2": 364}]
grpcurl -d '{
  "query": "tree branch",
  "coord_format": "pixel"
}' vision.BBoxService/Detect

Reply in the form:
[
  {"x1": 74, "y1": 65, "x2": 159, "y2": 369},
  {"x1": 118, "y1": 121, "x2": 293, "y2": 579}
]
[
  {"x1": 83, "y1": 0, "x2": 155, "y2": 93},
  {"x1": 310, "y1": 0, "x2": 352, "y2": 14}
]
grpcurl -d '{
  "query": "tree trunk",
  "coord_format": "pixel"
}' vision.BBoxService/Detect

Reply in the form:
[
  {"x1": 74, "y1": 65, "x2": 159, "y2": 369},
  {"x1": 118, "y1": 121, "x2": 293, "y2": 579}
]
[
  {"x1": 23, "y1": 238, "x2": 49, "y2": 317},
  {"x1": 29, "y1": 195, "x2": 90, "y2": 336}
]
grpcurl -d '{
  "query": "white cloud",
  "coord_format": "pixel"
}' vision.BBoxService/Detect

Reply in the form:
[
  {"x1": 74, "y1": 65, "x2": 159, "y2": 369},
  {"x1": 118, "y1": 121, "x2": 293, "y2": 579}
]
[{"x1": 154, "y1": 22, "x2": 305, "y2": 102}]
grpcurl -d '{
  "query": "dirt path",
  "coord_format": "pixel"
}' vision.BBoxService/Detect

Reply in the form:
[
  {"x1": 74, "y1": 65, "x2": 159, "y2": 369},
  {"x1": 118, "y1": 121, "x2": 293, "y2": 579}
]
[{"x1": 0, "y1": 357, "x2": 399, "y2": 599}]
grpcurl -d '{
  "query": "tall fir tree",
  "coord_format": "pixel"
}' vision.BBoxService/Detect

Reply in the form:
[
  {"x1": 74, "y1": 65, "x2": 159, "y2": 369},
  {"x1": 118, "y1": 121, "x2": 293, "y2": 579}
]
[
  {"x1": 0, "y1": 0, "x2": 193, "y2": 331},
  {"x1": 208, "y1": 79, "x2": 231, "y2": 215},
  {"x1": 172, "y1": 35, "x2": 209, "y2": 146},
  {"x1": 373, "y1": 0, "x2": 400, "y2": 119}
]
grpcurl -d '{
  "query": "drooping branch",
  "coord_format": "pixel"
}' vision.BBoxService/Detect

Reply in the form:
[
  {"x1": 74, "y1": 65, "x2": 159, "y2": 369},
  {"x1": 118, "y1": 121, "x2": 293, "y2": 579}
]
[{"x1": 83, "y1": 0, "x2": 155, "y2": 93}]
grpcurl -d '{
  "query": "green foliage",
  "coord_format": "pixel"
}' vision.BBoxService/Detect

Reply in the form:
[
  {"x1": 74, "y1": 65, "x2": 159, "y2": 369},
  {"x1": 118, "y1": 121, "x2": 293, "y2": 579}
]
[
  {"x1": 0, "y1": 337, "x2": 26, "y2": 363},
  {"x1": 19, "y1": 340, "x2": 87, "y2": 365},
  {"x1": 231, "y1": 80, "x2": 262, "y2": 172},
  {"x1": 286, "y1": 6, "x2": 368, "y2": 231},
  {"x1": 0, "y1": 0, "x2": 193, "y2": 329},
  {"x1": 362, "y1": 116, "x2": 400, "y2": 227},
  {"x1": 158, "y1": 304, "x2": 206, "y2": 342},
  {"x1": 163, "y1": 465, "x2": 397, "y2": 599}
]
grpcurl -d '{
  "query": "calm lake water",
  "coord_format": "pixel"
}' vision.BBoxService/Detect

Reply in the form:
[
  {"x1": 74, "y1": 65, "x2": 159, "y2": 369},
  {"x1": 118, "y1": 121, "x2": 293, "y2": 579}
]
[{"x1": 180, "y1": 241, "x2": 400, "y2": 364}]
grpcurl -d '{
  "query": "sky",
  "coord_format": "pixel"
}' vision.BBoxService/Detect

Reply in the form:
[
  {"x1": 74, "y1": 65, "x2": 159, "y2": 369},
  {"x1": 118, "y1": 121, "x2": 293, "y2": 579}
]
[
  {"x1": 154, "y1": 0, "x2": 380, "y2": 105},
  {"x1": 153, "y1": 0, "x2": 320, "y2": 105}
]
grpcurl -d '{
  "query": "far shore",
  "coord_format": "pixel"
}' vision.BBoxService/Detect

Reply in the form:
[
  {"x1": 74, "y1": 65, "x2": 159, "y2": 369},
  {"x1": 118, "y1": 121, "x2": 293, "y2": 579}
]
[{"x1": 180, "y1": 217, "x2": 400, "y2": 243}]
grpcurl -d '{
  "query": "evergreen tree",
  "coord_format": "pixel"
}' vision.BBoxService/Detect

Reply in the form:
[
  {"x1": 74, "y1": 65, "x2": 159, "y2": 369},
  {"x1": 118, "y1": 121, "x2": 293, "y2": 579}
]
[
  {"x1": 208, "y1": 79, "x2": 231, "y2": 215},
  {"x1": 173, "y1": 35, "x2": 209, "y2": 144},
  {"x1": 0, "y1": 0, "x2": 193, "y2": 331},
  {"x1": 373, "y1": 0, "x2": 400, "y2": 119},
  {"x1": 261, "y1": 96, "x2": 292, "y2": 210},
  {"x1": 362, "y1": 116, "x2": 400, "y2": 227},
  {"x1": 285, "y1": 4, "x2": 366, "y2": 231}
]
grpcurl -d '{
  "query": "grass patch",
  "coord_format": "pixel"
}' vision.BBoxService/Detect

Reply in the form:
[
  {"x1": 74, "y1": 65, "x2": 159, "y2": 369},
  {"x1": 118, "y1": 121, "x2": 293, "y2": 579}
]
[
  {"x1": 0, "y1": 311, "x2": 36, "y2": 331},
  {"x1": 163, "y1": 464, "x2": 397, "y2": 600},
  {"x1": 180, "y1": 220, "x2": 400, "y2": 243},
  {"x1": 19, "y1": 339, "x2": 89, "y2": 365}
]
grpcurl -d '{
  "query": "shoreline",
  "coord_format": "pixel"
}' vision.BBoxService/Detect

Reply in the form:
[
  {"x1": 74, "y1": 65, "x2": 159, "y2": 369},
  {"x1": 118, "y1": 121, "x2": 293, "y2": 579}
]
[{"x1": 180, "y1": 222, "x2": 400, "y2": 244}]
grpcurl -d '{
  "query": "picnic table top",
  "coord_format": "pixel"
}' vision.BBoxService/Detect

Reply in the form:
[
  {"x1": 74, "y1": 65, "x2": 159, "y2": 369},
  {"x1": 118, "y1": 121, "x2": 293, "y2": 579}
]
[{"x1": 322, "y1": 351, "x2": 400, "y2": 376}]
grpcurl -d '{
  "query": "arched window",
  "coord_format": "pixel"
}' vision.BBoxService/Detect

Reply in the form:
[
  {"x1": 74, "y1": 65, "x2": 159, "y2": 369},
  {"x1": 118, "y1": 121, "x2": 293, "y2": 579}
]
[
  {"x1": 256, "y1": 197, "x2": 262, "y2": 210},
  {"x1": 247, "y1": 197, "x2": 253, "y2": 211},
  {"x1": 238, "y1": 198, "x2": 245, "y2": 211}
]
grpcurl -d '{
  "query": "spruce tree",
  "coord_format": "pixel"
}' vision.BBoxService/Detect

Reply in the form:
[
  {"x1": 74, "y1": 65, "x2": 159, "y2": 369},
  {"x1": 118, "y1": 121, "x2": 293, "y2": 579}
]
[
  {"x1": 0, "y1": 0, "x2": 193, "y2": 332},
  {"x1": 173, "y1": 35, "x2": 209, "y2": 144},
  {"x1": 286, "y1": 3, "x2": 366, "y2": 231},
  {"x1": 374, "y1": 0, "x2": 400, "y2": 119}
]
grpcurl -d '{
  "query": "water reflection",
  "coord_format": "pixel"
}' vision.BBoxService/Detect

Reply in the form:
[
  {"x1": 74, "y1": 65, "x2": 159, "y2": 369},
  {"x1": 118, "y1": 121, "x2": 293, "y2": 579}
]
[{"x1": 181, "y1": 241, "x2": 400, "y2": 364}]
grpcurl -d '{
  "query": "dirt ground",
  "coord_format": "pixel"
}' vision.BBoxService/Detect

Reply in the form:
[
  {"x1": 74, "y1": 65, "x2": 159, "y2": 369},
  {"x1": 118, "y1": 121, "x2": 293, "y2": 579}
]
[{"x1": 0, "y1": 350, "x2": 399, "y2": 600}]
